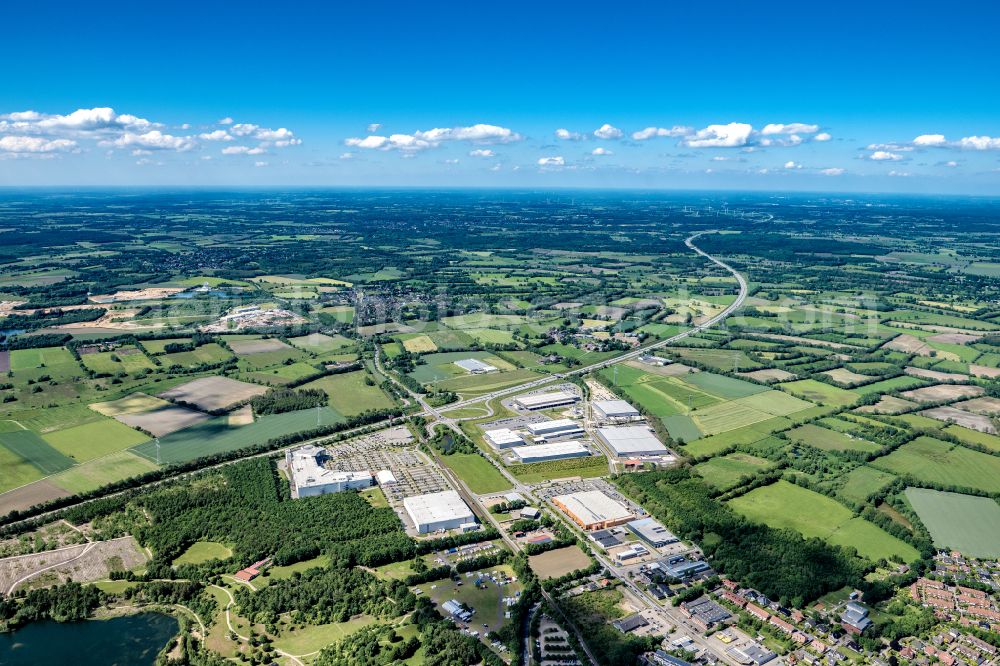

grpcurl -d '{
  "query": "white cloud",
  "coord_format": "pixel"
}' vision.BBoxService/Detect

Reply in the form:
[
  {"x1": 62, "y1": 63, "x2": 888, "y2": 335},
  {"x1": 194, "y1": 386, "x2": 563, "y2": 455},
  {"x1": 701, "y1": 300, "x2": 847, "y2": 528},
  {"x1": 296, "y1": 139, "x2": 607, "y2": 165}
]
[
  {"x1": 555, "y1": 128, "x2": 584, "y2": 141},
  {"x1": 110, "y1": 130, "x2": 197, "y2": 152},
  {"x1": 469, "y1": 149, "x2": 495, "y2": 157},
  {"x1": 943, "y1": 160, "x2": 959, "y2": 167},
  {"x1": 820, "y1": 167, "x2": 845, "y2": 176},
  {"x1": 958, "y1": 135, "x2": 1000, "y2": 150},
  {"x1": 254, "y1": 161, "x2": 268, "y2": 167},
  {"x1": 367, "y1": 123, "x2": 381, "y2": 133},
  {"x1": 230, "y1": 123, "x2": 259, "y2": 137},
  {"x1": 443, "y1": 158, "x2": 460, "y2": 164},
  {"x1": 218, "y1": 117, "x2": 234, "y2": 125},
  {"x1": 683, "y1": 123, "x2": 754, "y2": 148},
  {"x1": 784, "y1": 160, "x2": 801, "y2": 169},
  {"x1": 255, "y1": 127, "x2": 295, "y2": 141},
  {"x1": 222, "y1": 145, "x2": 267, "y2": 155},
  {"x1": 631, "y1": 126, "x2": 692, "y2": 141},
  {"x1": 199, "y1": 130, "x2": 233, "y2": 141},
  {"x1": 0, "y1": 135, "x2": 77, "y2": 154},
  {"x1": 814, "y1": 132, "x2": 832, "y2": 142},
  {"x1": 591, "y1": 147, "x2": 613, "y2": 156},
  {"x1": 888, "y1": 170, "x2": 910, "y2": 177},
  {"x1": 593, "y1": 123, "x2": 623, "y2": 140},
  {"x1": 761, "y1": 123, "x2": 819, "y2": 135},
  {"x1": 345, "y1": 123, "x2": 522, "y2": 152},
  {"x1": 913, "y1": 134, "x2": 947, "y2": 147},
  {"x1": 538, "y1": 156, "x2": 565, "y2": 166},
  {"x1": 339, "y1": 152, "x2": 354, "y2": 160},
  {"x1": 869, "y1": 150, "x2": 903, "y2": 161}
]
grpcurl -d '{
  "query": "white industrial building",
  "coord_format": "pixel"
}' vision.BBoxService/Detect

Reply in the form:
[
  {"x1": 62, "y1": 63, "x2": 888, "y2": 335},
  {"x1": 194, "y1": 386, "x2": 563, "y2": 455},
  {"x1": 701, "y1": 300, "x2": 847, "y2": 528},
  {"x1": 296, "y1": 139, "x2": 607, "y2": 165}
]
[
  {"x1": 403, "y1": 490, "x2": 476, "y2": 534},
  {"x1": 551, "y1": 490, "x2": 634, "y2": 530},
  {"x1": 526, "y1": 418, "x2": 584, "y2": 439},
  {"x1": 596, "y1": 425, "x2": 668, "y2": 457},
  {"x1": 627, "y1": 517, "x2": 679, "y2": 547},
  {"x1": 510, "y1": 440, "x2": 589, "y2": 463},
  {"x1": 454, "y1": 358, "x2": 498, "y2": 374},
  {"x1": 592, "y1": 399, "x2": 641, "y2": 421},
  {"x1": 287, "y1": 445, "x2": 373, "y2": 498},
  {"x1": 484, "y1": 428, "x2": 525, "y2": 449},
  {"x1": 514, "y1": 391, "x2": 580, "y2": 411}
]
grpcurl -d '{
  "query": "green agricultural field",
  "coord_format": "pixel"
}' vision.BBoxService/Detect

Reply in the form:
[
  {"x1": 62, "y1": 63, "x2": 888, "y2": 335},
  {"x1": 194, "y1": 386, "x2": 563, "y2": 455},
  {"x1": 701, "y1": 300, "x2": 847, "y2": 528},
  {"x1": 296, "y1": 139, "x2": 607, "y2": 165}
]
[
  {"x1": 729, "y1": 480, "x2": 919, "y2": 563},
  {"x1": 131, "y1": 407, "x2": 344, "y2": 465},
  {"x1": 299, "y1": 371, "x2": 395, "y2": 415},
  {"x1": 507, "y1": 456, "x2": 609, "y2": 483},
  {"x1": 3, "y1": 404, "x2": 106, "y2": 434},
  {"x1": 440, "y1": 313, "x2": 527, "y2": 329},
  {"x1": 662, "y1": 414, "x2": 704, "y2": 442},
  {"x1": 172, "y1": 541, "x2": 233, "y2": 566},
  {"x1": 159, "y1": 343, "x2": 234, "y2": 368},
  {"x1": 0, "y1": 442, "x2": 45, "y2": 492},
  {"x1": 943, "y1": 425, "x2": 1000, "y2": 453},
  {"x1": 425, "y1": 329, "x2": 475, "y2": 350},
  {"x1": 242, "y1": 361, "x2": 322, "y2": 386},
  {"x1": 856, "y1": 376, "x2": 928, "y2": 395},
  {"x1": 785, "y1": 424, "x2": 880, "y2": 454},
  {"x1": 48, "y1": 450, "x2": 160, "y2": 494},
  {"x1": 674, "y1": 347, "x2": 761, "y2": 371},
  {"x1": 870, "y1": 436, "x2": 1000, "y2": 494},
  {"x1": 780, "y1": 379, "x2": 860, "y2": 406},
  {"x1": 838, "y1": 466, "x2": 896, "y2": 505},
  {"x1": 904, "y1": 488, "x2": 1000, "y2": 557},
  {"x1": 441, "y1": 453, "x2": 512, "y2": 494},
  {"x1": 0, "y1": 429, "x2": 76, "y2": 476},
  {"x1": 80, "y1": 346, "x2": 156, "y2": 375},
  {"x1": 9, "y1": 346, "x2": 77, "y2": 371},
  {"x1": 682, "y1": 372, "x2": 771, "y2": 399},
  {"x1": 694, "y1": 453, "x2": 776, "y2": 491},
  {"x1": 465, "y1": 327, "x2": 517, "y2": 345},
  {"x1": 42, "y1": 418, "x2": 150, "y2": 463},
  {"x1": 435, "y1": 368, "x2": 540, "y2": 396}
]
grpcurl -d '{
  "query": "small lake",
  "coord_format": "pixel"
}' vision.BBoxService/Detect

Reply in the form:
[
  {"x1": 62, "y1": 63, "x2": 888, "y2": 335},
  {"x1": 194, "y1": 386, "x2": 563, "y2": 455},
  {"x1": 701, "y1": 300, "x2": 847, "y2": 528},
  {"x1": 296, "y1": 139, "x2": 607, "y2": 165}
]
[{"x1": 0, "y1": 613, "x2": 180, "y2": 665}]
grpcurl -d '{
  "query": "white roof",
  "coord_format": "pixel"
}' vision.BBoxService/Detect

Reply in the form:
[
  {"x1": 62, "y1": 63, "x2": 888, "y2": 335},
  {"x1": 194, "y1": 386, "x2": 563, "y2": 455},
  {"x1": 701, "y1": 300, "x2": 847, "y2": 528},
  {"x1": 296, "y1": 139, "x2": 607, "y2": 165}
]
[
  {"x1": 454, "y1": 358, "x2": 497, "y2": 372},
  {"x1": 553, "y1": 490, "x2": 632, "y2": 525},
  {"x1": 485, "y1": 428, "x2": 524, "y2": 445},
  {"x1": 526, "y1": 418, "x2": 581, "y2": 435},
  {"x1": 593, "y1": 399, "x2": 640, "y2": 417},
  {"x1": 375, "y1": 469, "x2": 397, "y2": 484},
  {"x1": 403, "y1": 490, "x2": 475, "y2": 526},
  {"x1": 597, "y1": 425, "x2": 668, "y2": 455},
  {"x1": 511, "y1": 440, "x2": 589, "y2": 462},
  {"x1": 515, "y1": 391, "x2": 579, "y2": 408}
]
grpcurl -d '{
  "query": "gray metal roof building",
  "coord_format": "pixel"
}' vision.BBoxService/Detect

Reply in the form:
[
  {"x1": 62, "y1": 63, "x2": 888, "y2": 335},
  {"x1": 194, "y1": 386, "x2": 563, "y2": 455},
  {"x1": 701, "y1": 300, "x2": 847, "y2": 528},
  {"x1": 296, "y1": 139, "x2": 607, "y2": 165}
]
[{"x1": 596, "y1": 425, "x2": 668, "y2": 456}]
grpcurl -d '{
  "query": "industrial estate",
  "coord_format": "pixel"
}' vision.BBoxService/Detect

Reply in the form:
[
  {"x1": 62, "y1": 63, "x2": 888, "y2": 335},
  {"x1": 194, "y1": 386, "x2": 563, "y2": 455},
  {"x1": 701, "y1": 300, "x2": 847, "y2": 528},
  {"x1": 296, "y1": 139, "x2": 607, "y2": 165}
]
[{"x1": 1, "y1": 191, "x2": 1000, "y2": 666}]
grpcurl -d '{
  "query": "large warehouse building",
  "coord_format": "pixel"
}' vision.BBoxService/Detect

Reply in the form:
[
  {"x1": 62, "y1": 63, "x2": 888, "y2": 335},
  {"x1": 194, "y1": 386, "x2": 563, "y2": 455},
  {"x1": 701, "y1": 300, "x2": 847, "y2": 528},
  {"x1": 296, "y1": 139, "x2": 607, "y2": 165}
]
[
  {"x1": 484, "y1": 428, "x2": 525, "y2": 449},
  {"x1": 592, "y1": 399, "x2": 641, "y2": 421},
  {"x1": 526, "y1": 418, "x2": 584, "y2": 439},
  {"x1": 511, "y1": 440, "x2": 589, "y2": 463},
  {"x1": 627, "y1": 517, "x2": 679, "y2": 547},
  {"x1": 454, "y1": 358, "x2": 498, "y2": 374},
  {"x1": 514, "y1": 391, "x2": 580, "y2": 411},
  {"x1": 287, "y1": 445, "x2": 373, "y2": 498},
  {"x1": 403, "y1": 490, "x2": 476, "y2": 534},
  {"x1": 596, "y1": 425, "x2": 668, "y2": 457},
  {"x1": 551, "y1": 490, "x2": 633, "y2": 530}
]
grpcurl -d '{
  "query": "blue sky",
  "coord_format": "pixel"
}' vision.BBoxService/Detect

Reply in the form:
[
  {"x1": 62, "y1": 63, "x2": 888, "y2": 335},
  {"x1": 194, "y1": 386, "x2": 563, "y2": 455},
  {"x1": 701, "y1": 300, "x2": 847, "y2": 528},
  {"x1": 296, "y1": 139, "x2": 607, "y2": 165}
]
[{"x1": 2, "y1": 1, "x2": 999, "y2": 193}]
